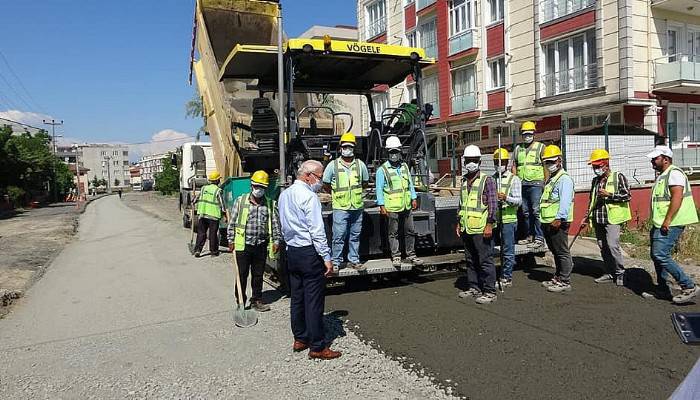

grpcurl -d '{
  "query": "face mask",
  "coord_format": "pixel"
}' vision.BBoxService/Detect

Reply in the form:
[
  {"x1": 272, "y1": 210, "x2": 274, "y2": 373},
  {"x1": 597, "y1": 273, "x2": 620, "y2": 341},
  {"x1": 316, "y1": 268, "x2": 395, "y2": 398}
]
[
  {"x1": 310, "y1": 181, "x2": 323, "y2": 193},
  {"x1": 341, "y1": 147, "x2": 354, "y2": 158},
  {"x1": 546, "y1": 163, "x2": 559, "y2": 173},
  {"x1": 389, "y1": 152, "x2": 401, "y2": 163},
  {"x1": 464, "y1": 162, "x2": 479, "y2": 173},
  {"x1": 251, "y1": 188, "x2": 265, "y2": 198},
  {"x1": 523, "y1": 134, "x2": 534, "y2": 144},
  {"x1": 497, "y1": 165, "x2": 507, "y2": 174},
  {"x1": 593, "y1": 168, "x2": 604, "y2": 177}
]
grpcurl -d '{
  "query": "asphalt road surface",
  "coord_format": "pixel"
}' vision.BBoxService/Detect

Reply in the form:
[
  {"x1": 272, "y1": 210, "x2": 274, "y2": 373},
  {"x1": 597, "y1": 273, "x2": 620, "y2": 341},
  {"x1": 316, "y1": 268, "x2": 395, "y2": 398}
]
[{"x1": 326, "y1": 259, "x2": 700, "y2": 399}]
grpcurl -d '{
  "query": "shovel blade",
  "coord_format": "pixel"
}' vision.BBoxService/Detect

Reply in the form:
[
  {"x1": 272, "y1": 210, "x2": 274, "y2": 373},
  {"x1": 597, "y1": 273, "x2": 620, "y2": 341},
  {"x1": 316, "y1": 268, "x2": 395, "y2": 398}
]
[
  {"x1": 233, "y1": 305, "x2": 258, "y2": 328},
  {"x1": 188, "y1": 243, "x2": 195, "y2": 254}
]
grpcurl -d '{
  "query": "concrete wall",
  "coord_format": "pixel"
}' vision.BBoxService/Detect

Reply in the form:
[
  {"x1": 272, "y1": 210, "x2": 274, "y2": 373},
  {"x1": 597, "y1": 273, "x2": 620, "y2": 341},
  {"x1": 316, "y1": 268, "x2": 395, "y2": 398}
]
[{"x1": 78, "y1": 145, "x2": 130, "y2": 186}]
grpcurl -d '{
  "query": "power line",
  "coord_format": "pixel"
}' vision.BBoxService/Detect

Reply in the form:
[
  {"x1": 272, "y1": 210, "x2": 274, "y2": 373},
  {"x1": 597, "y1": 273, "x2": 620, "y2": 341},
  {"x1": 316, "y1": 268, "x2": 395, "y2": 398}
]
[
  {"x1": 0, "y1": 70, "x2": 35, "y2": 112},
  {"x1": 0, "y1": 87, "x2": 21, "y2": 110},
  {"x1": 0, "y1": 50, "x2": 44, "y2": 113}
]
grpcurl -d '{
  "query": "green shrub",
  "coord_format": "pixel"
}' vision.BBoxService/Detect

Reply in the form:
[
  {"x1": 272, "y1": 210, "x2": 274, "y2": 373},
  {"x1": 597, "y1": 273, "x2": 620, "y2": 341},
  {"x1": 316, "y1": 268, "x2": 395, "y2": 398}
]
[{"x1": 6, "y1": 186, "x2": 26, "y2": 208}]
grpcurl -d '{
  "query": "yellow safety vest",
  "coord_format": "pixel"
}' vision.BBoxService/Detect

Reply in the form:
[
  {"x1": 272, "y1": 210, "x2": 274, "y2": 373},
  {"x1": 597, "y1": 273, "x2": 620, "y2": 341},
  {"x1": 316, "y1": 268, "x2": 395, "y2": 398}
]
[
  {"x1": 460, "y1": 173, "x2": 489, "y2": 234},
  {"x1": 381, "y1": 161, "x2": 412, "y2": 213},
  {"x1": 233, "y1": 194, "x2": 278, "y2": 260},
  {"x1": 588, "y1": 171, "x2": 632, "y2": 225},
  {"x1": 498, "y1": 173, "x2": 518, "y2": 224},
  {"x1": 197, "y1": 184, "x2": 222, "y2": 219},
  {"x1": 516, "y1": 142, "x2": 545, "y2": 182},
  {"x1": 331, "y1": 158, "x2": 364, "y2": 210},
  {"x1": 651, "y1": 165, "x2": 699, "y2": 228},
  {"x1": 540, "y1": 169, "x2": 574, "y2": 223}
]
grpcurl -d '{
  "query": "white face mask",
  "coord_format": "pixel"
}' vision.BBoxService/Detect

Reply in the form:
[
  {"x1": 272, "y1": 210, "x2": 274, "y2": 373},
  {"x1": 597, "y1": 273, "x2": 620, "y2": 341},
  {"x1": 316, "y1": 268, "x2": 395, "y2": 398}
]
[
  {"x1": 497, "y1": 165, "x2": 507, "y2": 174},
  {"x1": 341, "y1": 147, "x2": 354, "y2": 158},
  {"x1": 523, "y1": 134, "x2": 534, "y2": 144},
  {"x1": 464, "y1": 162, "x2": 479, "y2": 173},
  {"x1": 593, "y1": 168, "x2": 604, "y2": 177},
  {"x1": 251, "y1": 188, "x2": 265, "y2": 198},
  {"x1": 547, "y1": 163, "x2": 559, "y2": 173}
]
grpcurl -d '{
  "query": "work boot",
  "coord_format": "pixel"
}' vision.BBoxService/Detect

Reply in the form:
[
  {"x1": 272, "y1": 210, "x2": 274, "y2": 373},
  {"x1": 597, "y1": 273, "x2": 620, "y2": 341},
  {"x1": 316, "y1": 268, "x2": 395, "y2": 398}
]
[
  {"x1": 642, "y1": 285, "x2": 673, "y2": 301},
  {"x1": 308, "y1": 347, "x2": 342, "y2": 360},
  {"x1": 528, "y1": 238, "x2": 545, "y2": 248},
  {"x1": 251, "y1": 300, "x2": 271, "y2": 312},
  {"x1": 194, "y1": 251, "x2": 201, "y2": 258},
  {"x1": 350, "y1": 262, "x2": 367, "y2": 272},
  {"x1": 458, "y1": 288, "x2": 481, "y2": 299},
  {"x1": 673, "y1": 286, "x2": 700, "y2": 304},
  {"x1": 594, "y1": 274, "x2": 614, "y2": 284},
  {"x1": 518, "y1": 237, "x2": 532, "y2": 245},
  {"x1": 475, "y1": 292, "x2": 497, "y2": 304},
  {"x1": 406, "y1": 256, "x2": 424, "y2": 266},
  {"x1": 541, "y1": 276, "x2": 561, "y2": 287},
  {"x1": 546, "y1": 281, "x2": 572, "y2": 293},
  {"x1": 392, "y1": 257, "x2": 402, "y2": 268},
  {"x1": 292, "y1": 340, "x2": 309, "y2": 352}
]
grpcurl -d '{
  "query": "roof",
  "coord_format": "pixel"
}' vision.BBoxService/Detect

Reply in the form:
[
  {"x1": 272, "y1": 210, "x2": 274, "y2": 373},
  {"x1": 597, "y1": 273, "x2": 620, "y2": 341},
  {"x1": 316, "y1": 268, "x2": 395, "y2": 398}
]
[
  {"x1": 219, "y1": 38, "x2": 434, "y2": 94},
  {"x1": 299, "y1": 25, "x2": 358, "y2": 40}
]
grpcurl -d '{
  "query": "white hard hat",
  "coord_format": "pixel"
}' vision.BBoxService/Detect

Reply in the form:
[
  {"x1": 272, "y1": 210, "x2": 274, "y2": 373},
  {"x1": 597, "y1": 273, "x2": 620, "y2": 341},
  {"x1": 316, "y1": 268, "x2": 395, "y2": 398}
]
[
  {"x1": 462, "y1": 144, "x2": 481, "y2": 158},
  {"x1": 385, "y1": 135, "x2": 402, "y2": 150}
]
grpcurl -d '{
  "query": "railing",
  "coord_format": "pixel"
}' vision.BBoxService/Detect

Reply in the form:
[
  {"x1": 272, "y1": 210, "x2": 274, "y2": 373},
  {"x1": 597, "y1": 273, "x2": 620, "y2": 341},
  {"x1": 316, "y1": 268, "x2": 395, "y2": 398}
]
[
  {"x1": 448, "y1": 30, "x2": 476, "y2": 56},
  {"x1": 654, "y1": 54, "x2": 700, "y2": 85},
  {"x1": 541, "y1": 63, "x2": 598, "y2": 97},
  {"x1": 417, "y1": 0, "x2": 436, "y2": 11},
  {"x1": 540, "y1": 0, "x2": 596, "y2": 23},
  {"x1": 367, "y1": 19, "x2": 386, "y2": 39},
  {"x1": 423, "y1": 42, "x2": 438, "y2": 58},
  {"x1": 451, "y1": 92, "x2": 477, "y2": 115}
]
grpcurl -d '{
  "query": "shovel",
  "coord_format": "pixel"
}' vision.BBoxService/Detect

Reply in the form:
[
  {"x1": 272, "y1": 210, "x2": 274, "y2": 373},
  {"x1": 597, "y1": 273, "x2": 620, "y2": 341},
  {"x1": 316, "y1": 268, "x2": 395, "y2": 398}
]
[
  {"x1": 188, "y1": 208, "x2": 196, "y2": 254},
  {"x1": 232, "y1": 249, "x2": 258, "y2": 328}
]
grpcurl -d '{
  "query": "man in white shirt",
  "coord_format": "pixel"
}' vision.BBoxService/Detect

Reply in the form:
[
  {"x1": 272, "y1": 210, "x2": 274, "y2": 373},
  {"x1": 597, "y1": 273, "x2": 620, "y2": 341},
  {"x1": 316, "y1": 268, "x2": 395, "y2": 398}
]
[{"x1": 279, "y1": 160, "x2": 341, "y2": 360}]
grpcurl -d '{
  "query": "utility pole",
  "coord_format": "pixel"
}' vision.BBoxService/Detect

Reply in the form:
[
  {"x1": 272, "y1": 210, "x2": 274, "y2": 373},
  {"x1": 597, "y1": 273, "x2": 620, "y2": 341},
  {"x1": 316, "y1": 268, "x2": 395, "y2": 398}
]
[
  {"x1": 43, "y1": 119, "x2": 63, "y2": 202},
  {"x1": 103, "y1": 156, "x2": 113, "y2": 194},
  {"x1": 74, "y1": 145, "x2": 82, "y2": 203}
]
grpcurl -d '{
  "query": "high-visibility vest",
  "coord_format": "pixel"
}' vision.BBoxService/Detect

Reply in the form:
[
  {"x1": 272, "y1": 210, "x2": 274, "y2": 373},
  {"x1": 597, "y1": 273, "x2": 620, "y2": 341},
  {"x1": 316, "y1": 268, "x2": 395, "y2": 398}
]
[
  {"x1": 540, "y1": 169, "x2": 574, "y2": 223},
  {"x1": 197, "y1": 184, "x2": 222, "y2": 219},
  {"x1": 459, "y1": 173, "x2": 489, "y2": 234},
  {"x1": 381, "y1": 161, "x2": 412, "y2": 213},
  {"x1": 588, "y1": 171, "x2": 632, "y2": 225},
  {"x1": 233, "y1": 194, "x2": 278, "y2": 260},
  {"x1": 331, "y1": 158, "x2": 364, "y2": 210},
  {"x1": 516, "y1": 142, "x2": 545, "y2": 182},
  {"x1": 651, "y1": 165, "x2": 699, "y2": 228},
  {"x1": 497, "y1": 173, "x2": 518, "y2": 224}
]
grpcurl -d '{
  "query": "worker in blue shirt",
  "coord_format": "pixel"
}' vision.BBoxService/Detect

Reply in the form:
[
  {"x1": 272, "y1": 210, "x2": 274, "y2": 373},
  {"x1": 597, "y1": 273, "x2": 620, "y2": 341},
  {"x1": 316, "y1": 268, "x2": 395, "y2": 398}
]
[{"x1": 375, "y1": 135, "x2": 423, "y2": 268}]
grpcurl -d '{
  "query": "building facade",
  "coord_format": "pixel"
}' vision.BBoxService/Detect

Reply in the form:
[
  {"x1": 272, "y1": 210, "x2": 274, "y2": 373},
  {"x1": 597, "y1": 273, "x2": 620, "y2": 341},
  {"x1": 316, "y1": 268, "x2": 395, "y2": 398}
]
[
  {"x1": 356, "y1": 0, "x2": 700, "y2": 176},
  {"x1": 138, "y1": 153, "x2": 169, "y2": 183},
  {"x1": 59, "y1": 144, "x2": 130, "y2": 187}
]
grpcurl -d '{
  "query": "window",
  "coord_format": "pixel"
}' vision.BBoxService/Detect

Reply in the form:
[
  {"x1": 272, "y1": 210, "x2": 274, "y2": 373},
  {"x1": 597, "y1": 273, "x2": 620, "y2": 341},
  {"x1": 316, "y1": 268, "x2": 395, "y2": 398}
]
[
  {"x1": 422, "y1": 74, "x2": 440, "y2": 118},
  {"x1": 541, "y1": 0, "x2": 595, "y2": 23},
  {"x1": 439, "y1": 135, "x2": 455, "y2": 159},
  {"x1": 451, "y1": 65, "x2": 476, "y2": 114},
  {"x1": 101, "y1": 151, "x2": 106, "y2": 156},
  {"x1": 449, "y1": 0, "x2": 474, "y2": 37},
  {"x1": 405, "y1": 0, "x2": 415, "y2": 4},
  {"x1": 542, "y1": 30, "x2": 597, "y2": 96},
  {"x1": 114, "y1": 161, "x2": 119, "y2": 166},
  {"x1": 487, "y1": 0, "x2": 504, "y2": 24},
  {"x1": 123, "y1": 151, "x2": 128, "y2": 156},
  {"x1": 372, "y1": 92, "x2": 389, "y2": 119},
  {"x1": 407, "y1": 31, "x2": 417, "y2": 48},
  {"x1": 123, "y1": 161, "x2": 129, "y2": 166},
  {"x1": 488, "y1": 58, "x2": 505, "y2": 89},
  {"x1": 461, "y1": 130, "x2": 480, "y2": 143},
  {"x1": 420, "y1": 19, "x2": 438, "y2": 58},
  {"x1": 366, "y1": 0, "x2": 386, "y2": 39},
  {"x1": 113, "y1": 150, "x2": 118, "y2": 156}
]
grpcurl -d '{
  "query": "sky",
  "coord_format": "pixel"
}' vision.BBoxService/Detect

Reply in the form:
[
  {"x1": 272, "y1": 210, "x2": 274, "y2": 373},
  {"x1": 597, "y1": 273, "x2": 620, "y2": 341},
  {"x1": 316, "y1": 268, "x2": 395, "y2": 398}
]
[{"x1": 0, "y1": 0, "x2": 356, "y2": 160}]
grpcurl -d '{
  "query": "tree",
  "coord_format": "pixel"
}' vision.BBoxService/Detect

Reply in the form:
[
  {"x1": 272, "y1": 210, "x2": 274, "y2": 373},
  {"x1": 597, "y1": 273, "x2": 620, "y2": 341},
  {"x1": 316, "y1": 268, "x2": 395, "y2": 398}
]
[
  {"x1": 91, "y1": 175, "x2": 99, "y2": 188},
  {"x1": 114, "y1": 178, "x2": 120, "y2": 187},
  {"x1": 185, "y1": 91, "x2": 205, "y2": 138},
  {"x1": 54, "y1": 161, "x2": 75, "y2": 196},
  {"x1": 99, "y1": 178, "x2": 107, "y2": 187},
  {"x1": 154, "y1": 154, "x2": 179, "y2": 195}
]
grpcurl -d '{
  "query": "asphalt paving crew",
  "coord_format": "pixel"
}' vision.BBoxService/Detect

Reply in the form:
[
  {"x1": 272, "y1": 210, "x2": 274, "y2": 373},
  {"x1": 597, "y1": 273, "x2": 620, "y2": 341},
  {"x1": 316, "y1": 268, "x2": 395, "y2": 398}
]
[
  {"x1": 513, "y1": 121, "x2": 547, "y2": 248},
  {"x1": 192, "y1": 171, "x2": 227, "y2": 258},
  {"x1": 643, "y1": 145, "x2": 700, "y2": 304},
  {"x1": 322, "y1": 133, "x2": 369, "y2": 272},
  {"x1": 227, "y1": 170, "x2": 280, "y2": 312},
  {"x1": 279, "y1": 160, "x2": 341, "y2": 360},
  {"x1": 582, "y1": 149, "x2": 632, "y2": 286},
  {"x1": 375, "y1": 135, "x2": 423, "y2": 268},
  {"x1": 456, "y1": 145, "x2": 499, "y2": 304},
  {"x1": 539, "y1": 145, "x2": 575, "y2": 293},
  {"x1": 493, "y1": 148, "x2": 522, "y2": 287}
]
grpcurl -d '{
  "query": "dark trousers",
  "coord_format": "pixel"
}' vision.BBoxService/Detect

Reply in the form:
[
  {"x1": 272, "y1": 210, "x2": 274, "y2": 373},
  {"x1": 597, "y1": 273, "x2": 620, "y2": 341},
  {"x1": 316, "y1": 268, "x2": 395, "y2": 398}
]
[
  {"x1": 462, "y1": 232, "x2": 496, "y2": 294},
  {"x1": 543, "y1": 223, "x2": 573, "y2": 283},
  {"x1": 287, "y1": 245, "x2": 326, "y2": 352},
  {"x1": 235, "y1": 243, "x2": 267, "y2": 304},
  {"x1": 387, "y1": 210, "x2": 416, "y2": 258},
  {"x1": 194, "y1": 217, "x2": 219, "y2": 254}
]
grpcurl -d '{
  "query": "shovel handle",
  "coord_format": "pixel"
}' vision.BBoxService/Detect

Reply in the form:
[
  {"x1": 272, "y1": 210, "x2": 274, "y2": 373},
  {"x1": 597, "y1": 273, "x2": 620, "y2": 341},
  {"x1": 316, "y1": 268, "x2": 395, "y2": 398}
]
[{"x1": 232, "y1": 249, "x2": 245, "y2": 306}]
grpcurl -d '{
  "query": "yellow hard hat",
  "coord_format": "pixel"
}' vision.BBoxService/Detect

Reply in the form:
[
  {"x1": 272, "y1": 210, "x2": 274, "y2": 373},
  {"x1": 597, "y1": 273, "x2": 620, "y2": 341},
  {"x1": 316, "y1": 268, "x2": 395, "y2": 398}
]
[
  {"x1": 208, "y1": 171, "x2": 221, "y2": 181},
  {"x1": 340, "y1": 133, "x2": 356, "y2": 145},
  {"x1": 493, "y1": 148, "x2": 510, "y2": 160},
  {"x1": 542, "y1": 145, "x2": 562, "y2": 160},
  {"x1": 588, "y1": 148, "x2": 610, "y2": 164},
  {"x1": 521, "y1": 121, "x2": 536, "y2": 132},
  {"x1": 250, "y1": 170, "x2": 269, "y2": 187}
]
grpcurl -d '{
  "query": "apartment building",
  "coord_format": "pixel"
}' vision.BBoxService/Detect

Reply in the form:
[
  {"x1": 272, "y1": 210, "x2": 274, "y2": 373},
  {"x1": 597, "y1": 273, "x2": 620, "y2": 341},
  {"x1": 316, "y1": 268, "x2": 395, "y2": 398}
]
[
  {"x1": 356, "y1": 0, "x2": 700, "y2": 175},
  {"x1": 138, "y1": 153, "x2": 169, "y2": 183},
  {"x1": 64, "y1": 144, "x2": 130, "y2": 187}
]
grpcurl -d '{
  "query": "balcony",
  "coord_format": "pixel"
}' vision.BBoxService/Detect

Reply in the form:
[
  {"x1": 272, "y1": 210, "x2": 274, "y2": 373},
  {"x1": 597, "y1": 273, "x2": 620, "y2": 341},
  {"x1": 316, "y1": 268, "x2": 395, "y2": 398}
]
[
  {"x1": 423, "y1": 42, "x2": 437, "y2": 59},
  {"x1": 541, "y1": 63, "x2": 598, "y2": 97},
  {"x1": 651, "y1": 0, "x2": 700, "y2": 17},
  {"x1": 448, "y1": 30, "x2": 476, "y2": 56},
  {"x1": 451, "y1": 92, "x2": 477, "y2": 115},
  {"x1": 540, "y1": 0, "x2": 596, "y2": 23},
  {"x1": 654, "y1": 54, "x2": 700, "y2": 94},
  {"x1": 417, "y1": 0, "x2": 436, "y2": 11},
  {"x1": 367, "y1": 19, "x2": 386, "y2": 40}
]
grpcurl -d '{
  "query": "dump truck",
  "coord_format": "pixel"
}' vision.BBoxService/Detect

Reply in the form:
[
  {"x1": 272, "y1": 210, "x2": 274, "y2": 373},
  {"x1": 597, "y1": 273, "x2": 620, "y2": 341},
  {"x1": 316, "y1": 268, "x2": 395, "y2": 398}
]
[{"x1": 176, "y1": 141, "x2": 216, "y2": 228}]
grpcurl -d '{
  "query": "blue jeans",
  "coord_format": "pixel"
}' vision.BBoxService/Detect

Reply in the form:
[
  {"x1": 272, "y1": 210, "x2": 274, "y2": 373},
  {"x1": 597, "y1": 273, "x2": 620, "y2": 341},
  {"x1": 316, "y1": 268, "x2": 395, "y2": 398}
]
[
  {"x1": 650, "y1": 227, "x2": 695, "y2": 289},
  {"x1": 498, "y1": 222, "x2": 517, "y2": 280},
  {"x1": 521, "y1": 184, "x2": 544, "y2": 241},
  {"x1": 332, "y1": 209, "x2": 363, "y2": 266}
]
